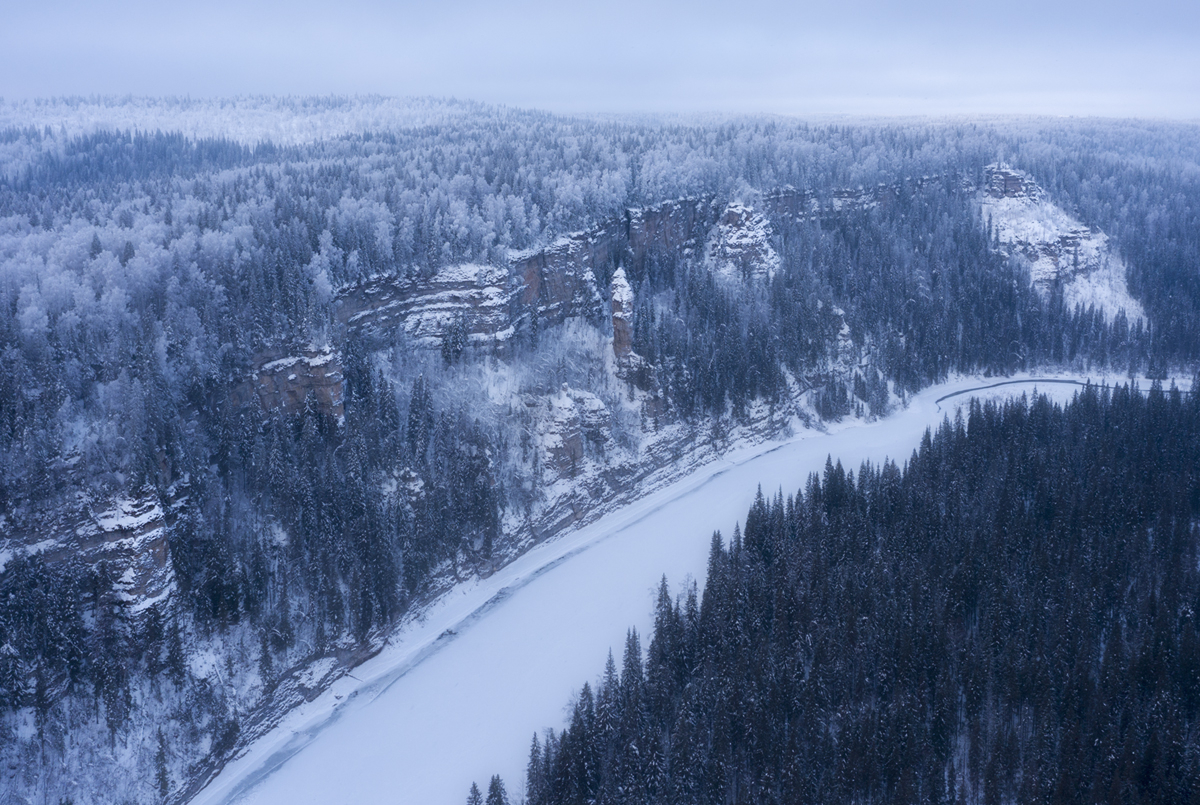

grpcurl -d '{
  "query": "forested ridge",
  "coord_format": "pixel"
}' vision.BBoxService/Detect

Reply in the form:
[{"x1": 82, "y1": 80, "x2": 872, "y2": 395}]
[
  {"x1": 504, "y1": 383, "x2": 1200, "y2": 805},
  {"x1": 1, "y1": 100, "x2": 1199, "y2": 802}
]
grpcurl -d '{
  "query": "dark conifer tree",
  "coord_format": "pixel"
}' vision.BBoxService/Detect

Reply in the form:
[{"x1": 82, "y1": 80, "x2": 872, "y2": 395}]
[{"x1": 485, "y1": 774, "x2": 508, "y2": 805}]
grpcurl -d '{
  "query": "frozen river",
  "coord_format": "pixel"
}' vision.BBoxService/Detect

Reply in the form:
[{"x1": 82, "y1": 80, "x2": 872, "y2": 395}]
[{"x1": 192, "y1": 374, "x2": 1110, "y2": 805}]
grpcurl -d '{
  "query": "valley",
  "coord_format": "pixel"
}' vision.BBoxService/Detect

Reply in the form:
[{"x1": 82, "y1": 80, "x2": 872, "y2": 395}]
[{"x1": 193, "y1": 373, "x2": 1142, "y2": 805}]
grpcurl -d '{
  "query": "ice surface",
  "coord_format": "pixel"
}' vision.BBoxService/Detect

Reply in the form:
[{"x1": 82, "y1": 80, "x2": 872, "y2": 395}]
[{"x1": 192, "y1": 373, "x2": 1158, "y2": 805}]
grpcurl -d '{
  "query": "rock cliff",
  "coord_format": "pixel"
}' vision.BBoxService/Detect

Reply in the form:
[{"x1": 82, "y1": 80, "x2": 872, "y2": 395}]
[
  {"x1": 0, "y1": 485, "x2": 179, "y2": 617},
  {"x1": 704, "y1": 202, "x2": 780, "y2": 282},
  {"x1": 249, "y1": 346, "x2": 345, "y2": 419},
  {"x1": 981, "y1": 164, "x2": 1144, "y2": 321},
  {"x1": 337, "y1": 263, "x2": 513, "y2": 349},
  {"x1": 610, "y1": 267, "x2": 635, "y2": 361}
]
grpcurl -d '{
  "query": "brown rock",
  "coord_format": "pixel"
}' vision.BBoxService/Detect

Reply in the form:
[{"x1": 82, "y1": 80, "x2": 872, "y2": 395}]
[{"x1": 251, "y1": 347, "x2": 345, "y2": 419}]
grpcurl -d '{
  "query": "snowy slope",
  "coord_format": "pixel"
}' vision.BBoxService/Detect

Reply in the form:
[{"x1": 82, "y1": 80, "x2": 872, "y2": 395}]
[
  {"x1": 190, "y1": 373, "x2": 1161, "y2": 805},
  {"x1": 980, "y1": 164, "x2": 1145, "y2": 323}
]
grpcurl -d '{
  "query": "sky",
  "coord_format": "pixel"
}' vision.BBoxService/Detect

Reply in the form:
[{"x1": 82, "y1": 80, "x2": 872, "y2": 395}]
[{"x1": 3, "y1": 0, "x2": 1199, "y2": 119}]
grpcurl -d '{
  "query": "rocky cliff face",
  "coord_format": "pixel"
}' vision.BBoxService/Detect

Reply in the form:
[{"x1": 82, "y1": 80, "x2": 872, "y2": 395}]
[
  {"x1": 88, "y1": 493, "x2": 177, "y2": 610},
  {"x1": 510, "y1": 229, "x2": 613, "y2": 328},
  {"x1": 331, "y1": 193, "x2": 787, "y2": 356},
  {"x1": 761, "y1": 181, "x2": 910, "y2": 226},
  {"x1": 253, "y1": 179, "x2": 930, "y2": 430},
  {"x1": 981, "y1": 164, "x2": 1144, "y2": 321},
  {"x1": 704, "y1": 202, "x2": 780, "y2": 282},
  {"x1": 337, "y1": 263, "x2": 514, "y2": 349},
  {"x1": 610, "y1": 267, "x2": 635, "y2": 361},
  {"x1": 249, "y1": 346, "x2": 345, "y2": 419},
  {"x1": 985, "y1": 164, "x2": 1041, "y2": 200},
  {"x1": 259, "y1": 189, "x2": 806, "y2": 425},
  {"x1": 1, "y1": 485, "x2": 179, "y2": 616},
  {"x1": 624, "y1": 197, "x2": 722, "y2": 277},
  {"x1": 981, "y1": 163, "x2": 1098, "y2": 286},
  {"x1": 535, "y1": 383, "x2": 613, "y2": 485}
]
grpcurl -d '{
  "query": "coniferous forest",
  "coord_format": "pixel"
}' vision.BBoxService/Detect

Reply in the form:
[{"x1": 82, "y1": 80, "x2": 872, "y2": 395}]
[
  {"x1": 503, "y1": 384, "x2": 1200, "y2": 805},
  {"x1": 0, "y1": 99, "x2": 1199, "y2": 802}
]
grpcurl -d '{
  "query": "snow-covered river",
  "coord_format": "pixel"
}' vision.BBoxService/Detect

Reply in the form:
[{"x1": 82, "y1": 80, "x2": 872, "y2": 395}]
[{"x1": 191, "y1": 374, "x2": 1115, "y2": 805}]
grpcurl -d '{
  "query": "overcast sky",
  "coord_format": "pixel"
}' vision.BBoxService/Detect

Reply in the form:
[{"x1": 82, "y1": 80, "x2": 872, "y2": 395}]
[{"x1": 3, "y1": 0, "x2": 1198, "y2": 118}]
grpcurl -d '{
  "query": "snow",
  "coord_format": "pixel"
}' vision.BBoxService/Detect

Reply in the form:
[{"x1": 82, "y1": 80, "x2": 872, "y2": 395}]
[
  {"x1": 610, "y1": 267, "x2": 633, "y2": 312},
  {"x1": 190, "y1": 649, "x2": 222, "y2": 682},
  {"x1": 1062, "y1": 254, "x2": 1146, "y2": 324},
  {"x1": 431, "y1": 263, "x2": 503, "y2": 286},
  {"x1": 980, "y1": 166, "x2": 1144, "y2": 323},
  {"x1": 0, "y1": 97, "x2": 479, "y2": 147},
  {"x1": 192, "y1": 372, "x2": 1173, "y2": 805},
  {"x1": 296, "y1": 658, "x2": 338, "y2": 692},
  {"x1": 94, "y1": 498, "x2": 163, "y2": 533},
  {"x1": 129, "y1": 583, "x2": 174, "y2": 615},
  {"x1": 0, "y1": 538, "x2": 58, "y2": 573},
  {"x1": 258, "y1": 349, "x2": 336, "y2": 375}
]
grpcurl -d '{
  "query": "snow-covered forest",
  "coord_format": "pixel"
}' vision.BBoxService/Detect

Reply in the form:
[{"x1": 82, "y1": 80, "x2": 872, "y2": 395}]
[
  {"x1": 498, "y1": 384, "x2": 1200, "y2": 805},
  {"x1": 1, "y1": 97, "x2": 1199, "y2": 803}
]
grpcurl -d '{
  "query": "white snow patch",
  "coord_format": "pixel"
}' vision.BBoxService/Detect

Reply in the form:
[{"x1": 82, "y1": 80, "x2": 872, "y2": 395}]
[
  {"x1": 94, "y1": 498, "x2": 162, "y2": 533},
  {"x1": 258, "y1": 348, "x2": 337, "y2": 375},
  {"x1": 610, "y1": 267, "x2": 633, "y2": 312},
  {"x1": 1063, "y1": 255, "x2": 1146, "y2": 324},
  {"x1": 129, "y1": 582, "x2": 174, "y2": 615},
  {"x1": 190, "y1": 649, "x2": 221, "y2": 682}
]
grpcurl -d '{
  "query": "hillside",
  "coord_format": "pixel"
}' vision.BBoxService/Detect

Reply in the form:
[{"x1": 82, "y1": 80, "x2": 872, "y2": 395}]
[{"x1": 1, "y1": 100, "x2": 1198, "y2": 803}]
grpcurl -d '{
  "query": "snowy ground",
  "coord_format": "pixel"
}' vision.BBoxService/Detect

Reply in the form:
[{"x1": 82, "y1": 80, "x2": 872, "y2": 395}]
[{"x1": 190, "y1": 372, "x2": 1174, "y2": 805}]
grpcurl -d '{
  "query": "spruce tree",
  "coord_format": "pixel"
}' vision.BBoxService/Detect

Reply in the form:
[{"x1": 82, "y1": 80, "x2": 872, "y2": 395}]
[{"x1": 485, "y1": 774, "x2": 508, "y2": 805}]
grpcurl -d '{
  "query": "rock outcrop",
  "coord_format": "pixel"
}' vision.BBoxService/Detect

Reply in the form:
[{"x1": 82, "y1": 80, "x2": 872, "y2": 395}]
[
  {"x1": 250, "y1": 346, "x2": 345, "y2": 419},
  {"x1": 981, "y1": 163, "x2": 1101, "y2": 286},
  {"x1": 980, "y1": 164, "x2": 1144, "y2": 322},
  {"x1": 0, "y1": 486, "x2": 179, "y2": 616},
  {"x1": 704, "y1": 202, "x2": 780, "y2": 282},
  {"x1": 534, "y1": 384, "x2": 613, "y2": 485},
  {"x1": 89, "y1": 494, "x2": 176, "y2": 611},
  {"x1": 985, "y1": 164, "x2": 1041, "y2": 200},
  {"x1": 624, "y1": 197, "x2": 722, "y2": 277},
  {"x1": 331, "y1": 180, "x2": 947, "y2": 354},
  {"x1": 610, "y1": 267, "x2": 635, "y2": 360},
  {"x1": 337, "y1": 263, "x2": 513, "y2": 349},
  {"x1": 510, "y1": 230, "x2": 612, "y2": 328}
]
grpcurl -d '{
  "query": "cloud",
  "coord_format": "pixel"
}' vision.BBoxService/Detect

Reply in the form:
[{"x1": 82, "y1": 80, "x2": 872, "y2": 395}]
[{"x1": 3, "y1": 0, "x2": 1198, "y2": 117}]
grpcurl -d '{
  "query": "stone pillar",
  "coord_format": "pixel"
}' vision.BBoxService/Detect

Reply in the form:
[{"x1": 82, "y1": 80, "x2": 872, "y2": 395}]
[{"x1": 611, "y1": 267, "x2": 634, "y2": 360}]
